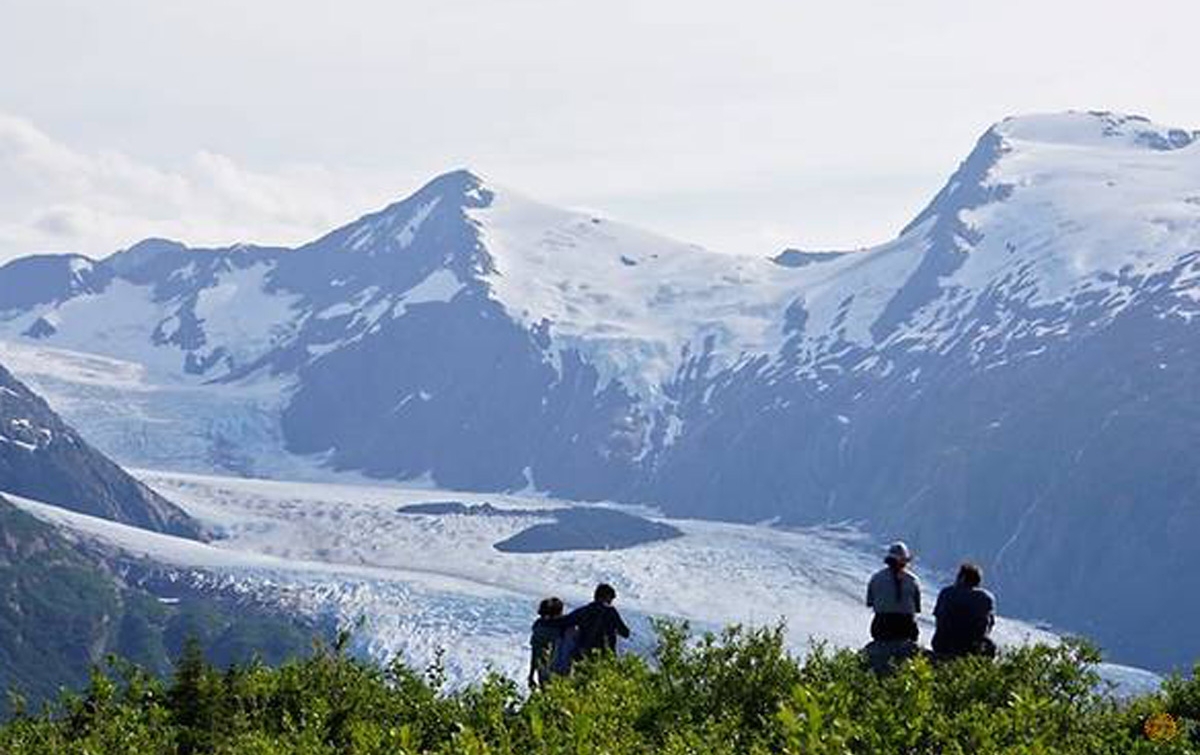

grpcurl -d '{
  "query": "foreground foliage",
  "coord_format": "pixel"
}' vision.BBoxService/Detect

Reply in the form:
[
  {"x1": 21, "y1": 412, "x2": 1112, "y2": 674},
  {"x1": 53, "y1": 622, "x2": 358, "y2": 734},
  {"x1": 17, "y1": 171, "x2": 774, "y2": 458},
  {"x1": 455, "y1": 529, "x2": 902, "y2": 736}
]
[
  {"x1": 1, "y1": 622, "x2": 1198, "y2": 754},
  {"x1": 0, "y1": 498, "x2": 316, "y2": 707}
]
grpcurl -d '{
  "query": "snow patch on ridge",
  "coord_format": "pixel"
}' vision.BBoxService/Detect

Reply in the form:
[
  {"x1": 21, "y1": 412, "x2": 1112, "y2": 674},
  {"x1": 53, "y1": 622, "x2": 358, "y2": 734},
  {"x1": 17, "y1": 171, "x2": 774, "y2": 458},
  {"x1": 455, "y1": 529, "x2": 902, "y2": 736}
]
[
  {"x1": 193, "y1": 263, "x2": 301, "y2": 365},
  {"x1": 471, "y1": 186, "x2": 815, "y2": 399},
  {"x1": 395, "y1": 197, "x2": 441, "y2": 249},
  {"x1": 393, "y1": 269, "x2": 463, "y2": 317},
  {"x1": 0, "y1": 279, "x2": 189, "y2": 377}
]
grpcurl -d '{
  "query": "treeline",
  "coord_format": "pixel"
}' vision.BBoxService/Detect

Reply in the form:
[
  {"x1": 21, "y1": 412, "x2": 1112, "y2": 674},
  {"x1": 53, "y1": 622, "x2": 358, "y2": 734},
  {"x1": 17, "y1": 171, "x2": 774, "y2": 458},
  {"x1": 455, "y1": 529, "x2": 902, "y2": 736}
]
[{"x1": 1, "y1": 622, "x2": 1197, "y2": 754}]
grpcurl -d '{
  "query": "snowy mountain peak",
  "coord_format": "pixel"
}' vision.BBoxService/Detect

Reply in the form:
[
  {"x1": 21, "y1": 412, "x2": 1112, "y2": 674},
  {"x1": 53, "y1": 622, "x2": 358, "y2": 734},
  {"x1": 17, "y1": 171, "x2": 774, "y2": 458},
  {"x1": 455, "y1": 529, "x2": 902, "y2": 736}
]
[
  {"x1": 993, "y1": 110, "x2": 1198, "y2": 152},
  {"x1": 904, "y1": 111, "x2": 1199, "y2": 239},
  {"x1": 103, "y1": 238, "x2": 192, "y2": 277},
  {"x1": 414, "y1": 168, "x2": 493, "y2": 204},
  {"x1": 900, "y1": 127, "x2": 1010, "y2": 238},
  {"x1": 368, "y1": 169, "x2": 496, "y2": 227},
  {"x1": 288, "y1": 168, "x2": 495, "y2": 278}
]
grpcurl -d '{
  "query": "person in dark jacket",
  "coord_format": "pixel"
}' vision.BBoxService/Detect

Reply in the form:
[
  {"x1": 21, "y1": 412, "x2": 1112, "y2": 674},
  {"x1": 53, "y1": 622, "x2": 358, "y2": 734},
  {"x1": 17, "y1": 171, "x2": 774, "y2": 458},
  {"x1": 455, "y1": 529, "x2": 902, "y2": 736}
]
[
  {"x1": 544, "y1": 583, "x2": 631, "y2": 660},
  {"x1": 528, "y1": 597, "x2": 565, "y2": 688},
  {"x1": 931, "y1": 562, "x2": 996, "y2": 660}
]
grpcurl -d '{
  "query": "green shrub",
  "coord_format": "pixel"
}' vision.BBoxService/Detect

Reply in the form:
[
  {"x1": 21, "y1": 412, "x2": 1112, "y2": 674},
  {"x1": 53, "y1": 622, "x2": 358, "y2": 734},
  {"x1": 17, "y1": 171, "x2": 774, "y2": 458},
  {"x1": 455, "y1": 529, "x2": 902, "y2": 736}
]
[{"x1": 0, "y1": 623, "x2": 1195, "y2": 754}]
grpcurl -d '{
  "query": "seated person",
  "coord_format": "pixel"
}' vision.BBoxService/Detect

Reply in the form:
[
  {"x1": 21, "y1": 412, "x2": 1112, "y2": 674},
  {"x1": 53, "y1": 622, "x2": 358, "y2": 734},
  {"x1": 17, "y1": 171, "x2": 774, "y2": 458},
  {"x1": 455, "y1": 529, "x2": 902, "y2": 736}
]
[
  {"x1": 931, "y1": 562, "x2": 996, "y2": 660},
  {"x1": 866, "y1": 541, "x2": 922, "y2": 642}
]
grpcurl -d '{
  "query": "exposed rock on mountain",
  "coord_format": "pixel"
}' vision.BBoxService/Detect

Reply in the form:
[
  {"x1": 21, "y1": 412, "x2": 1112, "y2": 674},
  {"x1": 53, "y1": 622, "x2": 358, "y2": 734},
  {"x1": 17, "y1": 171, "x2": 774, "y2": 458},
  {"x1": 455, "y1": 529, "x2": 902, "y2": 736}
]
[{"x1": 0, "y1": 363, "x2": 202, "y2": 538}]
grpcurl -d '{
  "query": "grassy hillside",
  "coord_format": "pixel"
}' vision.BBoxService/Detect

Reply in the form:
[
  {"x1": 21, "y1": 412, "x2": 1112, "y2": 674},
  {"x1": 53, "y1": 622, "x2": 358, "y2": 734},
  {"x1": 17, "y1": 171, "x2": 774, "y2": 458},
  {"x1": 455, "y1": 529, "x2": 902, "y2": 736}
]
[
  {"x1": 0, "y1": 497, "x2": 316, "y2": 708},
  {"x1": 1, "y1": 622, "x2": 1196, "y2": 754}
]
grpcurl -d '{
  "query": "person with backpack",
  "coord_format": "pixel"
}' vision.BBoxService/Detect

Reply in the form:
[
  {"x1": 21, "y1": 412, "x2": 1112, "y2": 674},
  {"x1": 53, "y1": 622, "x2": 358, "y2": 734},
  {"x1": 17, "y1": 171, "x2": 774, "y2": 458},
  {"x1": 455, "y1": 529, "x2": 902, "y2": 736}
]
[
  {"x1": 866, "y1": 541, "x2": 922, "y2": 642},
  {"x1": 931, "y1": 562, "x2": 997, "y2": 660},
  {"x1": 528, "y1": 597, "x2": 565, "y2": 688},
  {"x1": 543, "y1": 583, "x2": 631, "y2": 660}
]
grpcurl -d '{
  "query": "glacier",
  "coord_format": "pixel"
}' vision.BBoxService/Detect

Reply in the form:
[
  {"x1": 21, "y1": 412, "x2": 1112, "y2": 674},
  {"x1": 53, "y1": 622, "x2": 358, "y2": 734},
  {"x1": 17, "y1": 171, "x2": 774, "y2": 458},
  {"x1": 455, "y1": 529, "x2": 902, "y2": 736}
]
[
  {"x1": 2, "y1": 110, "x2": 1199, "y2": 670},
  {"x1": 4, "y1": 470, "x2": 1050, "y2": 684}
]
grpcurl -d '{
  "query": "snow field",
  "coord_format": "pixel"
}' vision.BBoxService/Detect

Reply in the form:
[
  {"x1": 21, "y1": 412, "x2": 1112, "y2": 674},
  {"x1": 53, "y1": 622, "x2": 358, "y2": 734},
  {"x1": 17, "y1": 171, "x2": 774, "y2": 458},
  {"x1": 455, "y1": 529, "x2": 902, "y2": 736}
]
[{"x1": 8, "y1": 470, "x2": 1054, "y2": 687}]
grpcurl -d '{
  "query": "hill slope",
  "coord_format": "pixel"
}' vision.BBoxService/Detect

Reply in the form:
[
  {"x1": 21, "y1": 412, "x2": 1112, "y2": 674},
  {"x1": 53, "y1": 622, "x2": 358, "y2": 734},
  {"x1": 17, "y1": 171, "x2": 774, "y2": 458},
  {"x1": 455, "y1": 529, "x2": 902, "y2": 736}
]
[
  {"x1": 0, "y1": 362, "x2": 201, "y2": 538},
  {"x1": 0, "y1": 494, "x2": 314, "y2": 707}
]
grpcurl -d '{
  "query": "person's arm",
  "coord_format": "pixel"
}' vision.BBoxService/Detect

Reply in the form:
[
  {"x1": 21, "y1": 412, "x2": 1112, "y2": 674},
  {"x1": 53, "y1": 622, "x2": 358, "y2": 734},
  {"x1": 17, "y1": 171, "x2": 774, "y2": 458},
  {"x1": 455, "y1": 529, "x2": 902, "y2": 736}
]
[
  {"x1": 613, "y1": 608, "x2": 631, "y2": 639},
  {"x1": 865, "y1": 578, "x2": 875, "y2": 608},
  {"x1": 541, "y1": 605, "x2": 584, "y2": 630},
  {"x1": 913, "y1": 577, "x2": 922, "y2": 614},
  {"x1": 528, "y1": 630, "x2": 544, "y2": 688}
]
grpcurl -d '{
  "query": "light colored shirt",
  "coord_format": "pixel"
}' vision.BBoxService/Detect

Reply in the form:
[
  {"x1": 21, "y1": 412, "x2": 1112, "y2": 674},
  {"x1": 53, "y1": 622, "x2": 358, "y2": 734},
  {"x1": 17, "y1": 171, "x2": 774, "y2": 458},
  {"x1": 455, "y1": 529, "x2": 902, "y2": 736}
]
[{"x1": 866, "y1": 566, "x2": 922, "y2": 614}]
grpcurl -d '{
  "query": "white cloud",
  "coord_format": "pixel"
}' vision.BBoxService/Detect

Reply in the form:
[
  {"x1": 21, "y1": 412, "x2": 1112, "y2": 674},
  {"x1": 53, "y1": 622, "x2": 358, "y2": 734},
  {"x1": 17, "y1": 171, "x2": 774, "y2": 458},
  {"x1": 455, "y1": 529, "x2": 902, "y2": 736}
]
[
  {"x1": 3, "y1": 0, "x2": 1198, "y2": 264},
  {"x1": 0, "y1": 113, "x2": 389, "y2": 263},
  {"x1": 0, "y1": 110, "x2": 933, "y2": 267},
  {"x1": 4, "y1": 0, "x2": 1197, "y2": 265}
]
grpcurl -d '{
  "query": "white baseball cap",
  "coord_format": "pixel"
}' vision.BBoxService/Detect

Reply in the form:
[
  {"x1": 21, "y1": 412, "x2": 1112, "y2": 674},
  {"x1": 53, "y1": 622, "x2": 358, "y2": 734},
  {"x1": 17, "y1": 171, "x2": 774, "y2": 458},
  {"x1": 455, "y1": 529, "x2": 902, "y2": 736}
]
[{"x1": 886, "y1": 541, "x2": 912, "y2": 562}]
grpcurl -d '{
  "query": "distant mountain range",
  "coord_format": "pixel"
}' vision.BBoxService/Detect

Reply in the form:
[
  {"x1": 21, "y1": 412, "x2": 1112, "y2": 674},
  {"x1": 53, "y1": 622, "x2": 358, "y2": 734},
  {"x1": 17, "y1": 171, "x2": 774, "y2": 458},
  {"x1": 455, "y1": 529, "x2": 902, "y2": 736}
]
[{"x1": 1, "y1": 110, "x2": 1198, "y2": 670}]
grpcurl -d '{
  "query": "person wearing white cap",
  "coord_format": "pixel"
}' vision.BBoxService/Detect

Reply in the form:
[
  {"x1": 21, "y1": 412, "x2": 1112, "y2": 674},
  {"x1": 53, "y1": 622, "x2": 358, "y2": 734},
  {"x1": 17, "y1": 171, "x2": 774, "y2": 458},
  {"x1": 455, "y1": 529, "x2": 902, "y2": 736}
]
[{"x1": 866, "y1": 541, "x2": 922, "y2": 642}]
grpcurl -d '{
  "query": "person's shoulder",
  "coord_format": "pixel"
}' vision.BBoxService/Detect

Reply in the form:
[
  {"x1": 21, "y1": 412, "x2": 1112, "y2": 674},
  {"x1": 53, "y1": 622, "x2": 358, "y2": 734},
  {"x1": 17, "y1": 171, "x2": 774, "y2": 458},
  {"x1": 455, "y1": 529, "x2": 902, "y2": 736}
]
[
  {"x1": 592, "y1": 602, "x2": 620, "y2": 618},
  {"x1": 869, "y1": 566, "x2": 890, "y2": 582},
  {"x1": 575, "y1": 601, "x2": 601, "y2": 618},
  {"x1": 976, "y1": 588, "x2": 996, "y2": 605}
]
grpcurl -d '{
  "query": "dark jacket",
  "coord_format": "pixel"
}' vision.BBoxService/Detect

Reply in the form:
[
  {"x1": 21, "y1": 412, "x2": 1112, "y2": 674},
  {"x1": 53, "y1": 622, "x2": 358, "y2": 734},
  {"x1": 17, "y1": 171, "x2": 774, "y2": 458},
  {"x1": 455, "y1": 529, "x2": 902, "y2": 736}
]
[
  {"x1": 545, "y1": 601, "x2": 630, "y2": 658},
  {"x1": 530, "y1": 618, "x2": 562, "y2": 682},
  {"x1": 931, "y1": 584, "x2": 995, "y2": 657}
]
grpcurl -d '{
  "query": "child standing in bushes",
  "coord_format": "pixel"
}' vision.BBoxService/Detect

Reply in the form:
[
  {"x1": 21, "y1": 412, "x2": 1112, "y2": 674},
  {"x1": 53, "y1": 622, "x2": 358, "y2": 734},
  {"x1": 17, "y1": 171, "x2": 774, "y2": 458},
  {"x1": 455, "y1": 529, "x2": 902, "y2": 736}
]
[{"x1": 529, "y1": 597, "x2": 565, "y2": 688}]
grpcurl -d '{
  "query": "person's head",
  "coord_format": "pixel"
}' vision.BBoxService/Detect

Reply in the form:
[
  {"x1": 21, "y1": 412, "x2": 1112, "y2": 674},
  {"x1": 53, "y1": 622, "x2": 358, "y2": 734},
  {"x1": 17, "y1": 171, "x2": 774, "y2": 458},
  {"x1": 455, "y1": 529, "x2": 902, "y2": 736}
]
[
  {"x1": 955, "y1": 563, "x2": 983, "y2": 588},
  {"x1": 538, "y1": 597, "x2": 564, "y2": 618},
  {"x1": 594, "y1": 583, "x2": 617, "y2": 605},
  {"x1": 884, "y1": 541, "x2": 912, "y2": 569}
]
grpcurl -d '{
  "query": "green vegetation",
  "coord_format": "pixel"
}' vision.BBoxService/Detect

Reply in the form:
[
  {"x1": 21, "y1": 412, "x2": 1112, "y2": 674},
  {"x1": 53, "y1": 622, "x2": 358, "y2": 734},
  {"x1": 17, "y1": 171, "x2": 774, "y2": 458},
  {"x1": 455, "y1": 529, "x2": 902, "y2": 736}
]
[
  {"x1": 1, "y1": 622, "x2": 1197, "y2": 754},
  {"x1": 0, "y1": 498, "x2": 316, "y2": 708}
]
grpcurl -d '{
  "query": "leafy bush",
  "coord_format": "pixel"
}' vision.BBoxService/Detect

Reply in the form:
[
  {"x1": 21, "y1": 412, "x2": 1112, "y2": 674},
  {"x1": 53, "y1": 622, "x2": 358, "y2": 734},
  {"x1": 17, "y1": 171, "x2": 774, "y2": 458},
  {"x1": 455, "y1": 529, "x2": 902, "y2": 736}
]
[
  {"x1": 1, "y1": 622, "x2": 1197, "y2": 754},
  {"x1": 0, "y1": 498, "x2": 317, "y2": 710}
]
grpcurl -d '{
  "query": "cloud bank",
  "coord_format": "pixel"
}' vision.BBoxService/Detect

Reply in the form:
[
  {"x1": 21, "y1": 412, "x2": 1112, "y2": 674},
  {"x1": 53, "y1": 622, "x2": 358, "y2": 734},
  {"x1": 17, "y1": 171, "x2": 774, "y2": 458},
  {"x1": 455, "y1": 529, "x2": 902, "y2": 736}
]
[{"x1": 0, "y1": 113, "x2": 388, "y2": 263}]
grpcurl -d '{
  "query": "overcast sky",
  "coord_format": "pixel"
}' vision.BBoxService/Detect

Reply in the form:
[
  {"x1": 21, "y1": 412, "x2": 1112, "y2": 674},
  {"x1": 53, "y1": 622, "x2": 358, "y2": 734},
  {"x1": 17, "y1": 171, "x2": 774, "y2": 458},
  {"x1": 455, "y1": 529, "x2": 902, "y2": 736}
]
[{"x1": 1, "y1": 0, "x2": 1197, "y2": 263}]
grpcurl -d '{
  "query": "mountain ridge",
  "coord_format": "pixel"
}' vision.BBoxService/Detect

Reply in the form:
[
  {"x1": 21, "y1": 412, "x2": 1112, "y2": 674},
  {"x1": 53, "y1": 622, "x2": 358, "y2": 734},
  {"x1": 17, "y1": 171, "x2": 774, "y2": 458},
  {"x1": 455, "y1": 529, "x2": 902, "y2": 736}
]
[
  {"x1": 1, "y1": 109, "x2": 1198, "y2": 669},
  {"x1": 0, "y1": 362, "x2": 203, "y2": 538}
]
